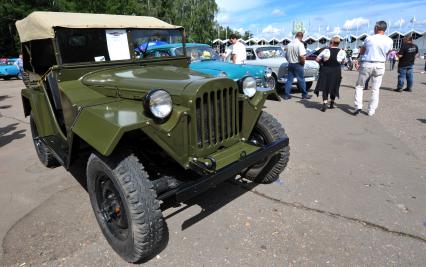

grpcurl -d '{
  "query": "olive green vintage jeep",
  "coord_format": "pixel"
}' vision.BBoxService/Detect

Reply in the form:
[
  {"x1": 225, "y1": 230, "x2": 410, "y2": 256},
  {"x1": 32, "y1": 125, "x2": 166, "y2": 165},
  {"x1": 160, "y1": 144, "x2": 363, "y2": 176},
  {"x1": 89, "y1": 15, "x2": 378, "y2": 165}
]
[{"x1": 16, "y1": 12, "x2": 289, "y2": 262}]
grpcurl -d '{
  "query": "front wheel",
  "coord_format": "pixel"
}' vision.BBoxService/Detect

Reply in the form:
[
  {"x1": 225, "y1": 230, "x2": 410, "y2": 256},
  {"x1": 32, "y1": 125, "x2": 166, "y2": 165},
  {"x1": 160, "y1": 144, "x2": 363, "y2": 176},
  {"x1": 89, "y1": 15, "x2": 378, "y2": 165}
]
[
  {"x1": 266, "y1": 76, "x2": 277, "y2": 91},
  {"x1": 243, "y1": 112, "x2": 290, "y2": 184},
  {"x1": 86, "y1": 152, "x2": 165, "y2": 263}
]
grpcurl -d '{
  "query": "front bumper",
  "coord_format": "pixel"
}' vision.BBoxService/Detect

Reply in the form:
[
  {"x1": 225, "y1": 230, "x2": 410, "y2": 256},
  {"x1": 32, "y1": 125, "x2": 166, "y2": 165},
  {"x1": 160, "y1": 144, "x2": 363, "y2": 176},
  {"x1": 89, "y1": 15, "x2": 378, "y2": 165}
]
[
  {"x1": 158, "y1": 136, "x2": 289, "y2": 202},
  {"x1": 278, "y1": 75, "x2": 318, "y2": 83}
]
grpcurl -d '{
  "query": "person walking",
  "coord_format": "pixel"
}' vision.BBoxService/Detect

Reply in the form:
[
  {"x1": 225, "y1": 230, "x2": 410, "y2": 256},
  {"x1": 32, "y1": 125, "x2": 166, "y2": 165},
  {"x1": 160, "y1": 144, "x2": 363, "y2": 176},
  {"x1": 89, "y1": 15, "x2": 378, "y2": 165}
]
[
  {"x1": 353, "y1": 21, "x2": 393, "y2": 116},
  {"x1": 222, "y1": 34, "x2": 246, "y2": 64},
  {"x1": 422, "y1": 52, "x2": 426, "y2": 74},
  {"x1": 283, "y1": 32, "x2": 312, "y2": 100},
  {"x1": 14, "y1": 54, "x2": 24, "y2": 80},
  {"x1": 388, "y1": 49, "x2": 398, "y2": 70},
  {"x1": 314, "y1": 37, "x2": 347, "y2": 112},
  {"x1": 394, "y1": 36, "x2": 418, "y2": 92}
]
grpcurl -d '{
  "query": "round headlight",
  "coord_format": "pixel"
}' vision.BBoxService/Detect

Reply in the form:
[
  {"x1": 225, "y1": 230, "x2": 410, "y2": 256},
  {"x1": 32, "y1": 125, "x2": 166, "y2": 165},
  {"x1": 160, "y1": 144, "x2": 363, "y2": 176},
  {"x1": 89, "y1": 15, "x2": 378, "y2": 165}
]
[
  {"x1": 218, "y1": 71, "x2": 228, "y2": 77},
  {"x1": 265, "y1": 68, "x2": 273, "y2": 78},
  {"x1": 242, "y1": 76, "x2": 257, "y2": 98},
  {"x1": 144, "y1": 89, "x2": 172, "y2": 119}
]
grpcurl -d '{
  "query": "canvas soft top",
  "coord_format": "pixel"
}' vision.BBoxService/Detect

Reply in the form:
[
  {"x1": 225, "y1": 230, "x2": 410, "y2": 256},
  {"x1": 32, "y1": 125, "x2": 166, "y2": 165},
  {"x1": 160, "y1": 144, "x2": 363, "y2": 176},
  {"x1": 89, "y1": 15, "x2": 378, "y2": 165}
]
[{"x1": 16, "y1": 11, "x2": 182, "y2": 42}]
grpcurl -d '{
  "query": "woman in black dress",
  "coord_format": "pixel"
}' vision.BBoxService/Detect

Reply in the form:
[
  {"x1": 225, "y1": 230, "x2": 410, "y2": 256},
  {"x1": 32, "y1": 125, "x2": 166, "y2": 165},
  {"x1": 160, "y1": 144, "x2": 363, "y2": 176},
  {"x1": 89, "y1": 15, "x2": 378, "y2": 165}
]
[{"x1": 314, "y1": 37, "x2": 347, "y2": 112}]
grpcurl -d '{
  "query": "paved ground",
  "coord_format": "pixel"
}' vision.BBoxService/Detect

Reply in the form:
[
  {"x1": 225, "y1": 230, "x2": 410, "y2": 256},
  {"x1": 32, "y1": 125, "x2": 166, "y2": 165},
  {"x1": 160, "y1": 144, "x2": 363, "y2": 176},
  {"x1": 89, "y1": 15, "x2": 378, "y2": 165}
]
[{"x1": 1, "y1": 61, "x2": 425, "y2": 266}]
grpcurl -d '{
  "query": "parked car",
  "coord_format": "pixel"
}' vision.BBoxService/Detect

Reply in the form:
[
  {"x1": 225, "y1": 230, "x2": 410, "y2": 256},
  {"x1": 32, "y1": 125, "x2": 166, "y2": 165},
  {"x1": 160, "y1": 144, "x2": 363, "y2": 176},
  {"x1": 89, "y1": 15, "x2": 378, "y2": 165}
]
[
  {"x1": 144, "y1": 43, "x2": 275, "y2": 89},
  {"x1": 16, "y1": 11, "x2": 289, "y2": 263},
  {"x1": 245, "y1": 45, "x2": 319, "y2": 91},
  {"x1": 0, "y1": 58, "x2": 20, "y2": 80},
  {"x1": 305, "y1": 47, "x2": 326, "y2": 61}
]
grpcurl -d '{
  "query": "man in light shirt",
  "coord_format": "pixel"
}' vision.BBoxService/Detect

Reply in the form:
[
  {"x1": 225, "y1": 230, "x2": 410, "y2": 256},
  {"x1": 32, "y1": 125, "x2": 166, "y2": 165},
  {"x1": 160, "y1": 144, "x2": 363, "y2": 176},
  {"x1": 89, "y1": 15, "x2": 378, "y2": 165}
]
[
  {"x1": 224, "y1": 34, "x2": 246, "y2": 64},
  {"x1": 284, "y1": 32, "x2": 312, "y2": 100},
  {"x1": 353, "y1": 21, "x2": 393, "y2": 116}
]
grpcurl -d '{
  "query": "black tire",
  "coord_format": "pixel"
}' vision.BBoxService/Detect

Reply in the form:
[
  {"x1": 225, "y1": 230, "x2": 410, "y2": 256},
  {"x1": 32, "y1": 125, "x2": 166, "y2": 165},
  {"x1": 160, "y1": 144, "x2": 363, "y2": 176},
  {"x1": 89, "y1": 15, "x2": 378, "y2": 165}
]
[
  {"x1": 3, "y1": 76, "x2": 11, "y2": 80},
  {"x1": 86, "y1": 152, "x2": 165, "y2": 263},
  {"x1": 243, "y1": 112, "x2": 290, "y2": 183},
  {"x1": 296, "y1": 81, "x2": 313, "y2": 92},
  {"x1": 29, "y1": 114, "x2": 60, "y2": 168},
  {"x1": 306, "y1": 81, "x2": 313, "y2": 91},
  {"x1": 266, "y1": 75, "x2": 277, "y2": 91}
]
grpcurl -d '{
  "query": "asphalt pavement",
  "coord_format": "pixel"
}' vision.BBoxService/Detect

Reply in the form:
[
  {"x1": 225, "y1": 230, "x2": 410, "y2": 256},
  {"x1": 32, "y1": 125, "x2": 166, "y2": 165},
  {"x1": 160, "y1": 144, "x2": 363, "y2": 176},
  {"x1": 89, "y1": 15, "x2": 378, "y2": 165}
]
[{"x1": 1, "y1": 61, "x2": 425, "y2": 266}]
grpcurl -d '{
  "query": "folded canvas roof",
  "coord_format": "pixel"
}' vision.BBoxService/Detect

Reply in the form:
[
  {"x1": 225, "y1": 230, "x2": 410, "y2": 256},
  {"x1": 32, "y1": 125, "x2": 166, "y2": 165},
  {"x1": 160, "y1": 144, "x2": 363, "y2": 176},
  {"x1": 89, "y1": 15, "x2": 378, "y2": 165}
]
[{"x1": 16, "y1": 11, "x2": 182, "y2": 42}]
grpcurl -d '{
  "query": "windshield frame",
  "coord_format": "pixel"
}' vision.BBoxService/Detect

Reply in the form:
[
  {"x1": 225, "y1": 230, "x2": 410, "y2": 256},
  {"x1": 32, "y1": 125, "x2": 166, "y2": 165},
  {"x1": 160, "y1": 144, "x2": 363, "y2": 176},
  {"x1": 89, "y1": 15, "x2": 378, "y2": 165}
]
[
  {"x1": 255, "y1": 46, "x2": 285, "y2": 59},
  {"x1": 54, "y1": 27, "x2": 186, "y2": 65},
  {"x1": 173, "y1": 45, "x2": 220, "y2": 62}
]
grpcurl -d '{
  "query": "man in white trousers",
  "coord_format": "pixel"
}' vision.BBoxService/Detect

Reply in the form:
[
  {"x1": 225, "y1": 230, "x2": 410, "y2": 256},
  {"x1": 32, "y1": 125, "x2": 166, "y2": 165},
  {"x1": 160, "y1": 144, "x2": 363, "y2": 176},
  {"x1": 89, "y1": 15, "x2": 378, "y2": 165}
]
[{"x1": 353, "y1": 21, "x2": 393, "y2": 116}]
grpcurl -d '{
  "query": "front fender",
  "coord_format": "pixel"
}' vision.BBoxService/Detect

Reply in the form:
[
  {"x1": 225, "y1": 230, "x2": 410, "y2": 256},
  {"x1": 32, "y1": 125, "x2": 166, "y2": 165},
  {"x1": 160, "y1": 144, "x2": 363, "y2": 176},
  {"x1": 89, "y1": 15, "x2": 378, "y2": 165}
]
[{"x1": 72, "y1": 100, "x2": 191, "y2": 166}]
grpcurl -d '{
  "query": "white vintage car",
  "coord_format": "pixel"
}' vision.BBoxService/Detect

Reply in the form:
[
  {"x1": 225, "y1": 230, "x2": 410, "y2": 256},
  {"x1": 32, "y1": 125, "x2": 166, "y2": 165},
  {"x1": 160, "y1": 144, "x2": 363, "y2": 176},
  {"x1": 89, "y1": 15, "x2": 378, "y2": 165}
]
[{"x1": 244, "y1": 45, "x2": 319, "y2": 91}]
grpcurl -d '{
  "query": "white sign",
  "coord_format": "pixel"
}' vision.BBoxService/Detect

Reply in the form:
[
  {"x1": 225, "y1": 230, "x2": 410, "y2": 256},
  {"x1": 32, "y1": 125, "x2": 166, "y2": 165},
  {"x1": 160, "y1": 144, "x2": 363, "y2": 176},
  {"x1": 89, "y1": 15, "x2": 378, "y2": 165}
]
[{"x1": 106, "y1": 29, "x2": 131, "y2": 61}]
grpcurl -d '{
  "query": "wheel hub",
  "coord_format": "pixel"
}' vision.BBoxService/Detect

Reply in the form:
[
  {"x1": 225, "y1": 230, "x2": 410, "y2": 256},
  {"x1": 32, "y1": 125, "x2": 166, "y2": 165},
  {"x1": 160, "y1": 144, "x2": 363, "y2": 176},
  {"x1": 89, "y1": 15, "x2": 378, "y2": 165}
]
[{"x1": 97, "y1": 177, "x2": 129, "y2": 240}]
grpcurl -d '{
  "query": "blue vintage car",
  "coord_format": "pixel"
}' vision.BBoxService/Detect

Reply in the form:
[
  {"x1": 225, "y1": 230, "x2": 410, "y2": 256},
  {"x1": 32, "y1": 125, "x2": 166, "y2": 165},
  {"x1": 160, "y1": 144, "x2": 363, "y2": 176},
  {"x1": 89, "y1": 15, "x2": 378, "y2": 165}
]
[
  {"x1": 144, "y1": 43, "x2": 274, "y2": 88},
  {"x1": 0, "y1": 58, "x2": 20, "y2": 80}
]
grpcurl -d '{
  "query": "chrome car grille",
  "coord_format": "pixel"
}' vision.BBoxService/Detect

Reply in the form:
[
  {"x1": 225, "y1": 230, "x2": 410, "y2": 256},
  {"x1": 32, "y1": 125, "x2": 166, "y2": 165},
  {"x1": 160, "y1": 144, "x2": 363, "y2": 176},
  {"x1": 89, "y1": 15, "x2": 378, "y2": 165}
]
[{"x1": 195, "y1": 87, "x2": 241, "y2": 148}]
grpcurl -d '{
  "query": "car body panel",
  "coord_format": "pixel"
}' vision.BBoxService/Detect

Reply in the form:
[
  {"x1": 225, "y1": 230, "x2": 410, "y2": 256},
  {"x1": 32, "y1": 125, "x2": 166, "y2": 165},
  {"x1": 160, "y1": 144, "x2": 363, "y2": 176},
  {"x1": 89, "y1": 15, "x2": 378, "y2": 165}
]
[
  {"x1": 147, "y1": 43, "x2": 268, "y2": 82},
  {"x1": 17, "y1": 14, "x2": 285, "y2": 175},
  {"x1": 0, "y1": 59, "x2": 20, "y2": 78},
  {"x1": 245, "y1": 45, "x2": 319, "y2": 83}
]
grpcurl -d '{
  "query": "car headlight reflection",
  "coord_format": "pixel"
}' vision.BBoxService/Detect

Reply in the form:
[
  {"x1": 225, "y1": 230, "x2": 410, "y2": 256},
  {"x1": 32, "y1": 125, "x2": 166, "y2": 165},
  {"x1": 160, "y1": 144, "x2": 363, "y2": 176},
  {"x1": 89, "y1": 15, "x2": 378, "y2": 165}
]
[
  {"x1": 265, "y1": 68, "x2": 273, "y2": 78},
  {"x1": 218, "y1": 71, "x2": 228, "y2": 77},
  {"x1": 241, "y1": 76, "x2": 257, "y2": 98},
  {"x1": 144, "y1": 89, "x2": 172, "y2": 119}
]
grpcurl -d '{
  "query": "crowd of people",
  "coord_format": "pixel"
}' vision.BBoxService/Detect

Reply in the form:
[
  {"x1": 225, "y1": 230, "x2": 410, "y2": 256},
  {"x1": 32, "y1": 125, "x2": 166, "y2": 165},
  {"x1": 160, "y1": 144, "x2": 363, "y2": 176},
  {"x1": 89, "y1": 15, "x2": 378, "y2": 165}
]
[{"x1": 223, "y1": 20, "x2": 422, "y2": 116}]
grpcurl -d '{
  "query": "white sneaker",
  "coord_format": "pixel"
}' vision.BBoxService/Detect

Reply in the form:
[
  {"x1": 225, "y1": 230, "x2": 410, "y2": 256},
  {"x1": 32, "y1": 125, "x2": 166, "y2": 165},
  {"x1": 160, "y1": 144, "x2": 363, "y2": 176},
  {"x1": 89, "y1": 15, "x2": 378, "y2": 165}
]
[
  {"x1": 421, "y1": 71, "x2": 426, "y2": 74},
  {"x1": 368, "y1": 111, "x2": 375, "y2": 116}
]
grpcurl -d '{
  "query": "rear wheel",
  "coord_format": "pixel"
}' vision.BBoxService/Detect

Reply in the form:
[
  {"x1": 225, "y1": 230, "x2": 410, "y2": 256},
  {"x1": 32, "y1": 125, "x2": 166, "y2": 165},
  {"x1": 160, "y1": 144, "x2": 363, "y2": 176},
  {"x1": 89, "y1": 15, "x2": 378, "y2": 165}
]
[
  {"x1": 87, "y1": 152, "x2": 165, "y2": 263},
  {"x1": 243, "y1": 112, "x2": 290, "y2": 184},
  {"x1": 29, "y1": 114, "x2": 60, "y2": 168}
]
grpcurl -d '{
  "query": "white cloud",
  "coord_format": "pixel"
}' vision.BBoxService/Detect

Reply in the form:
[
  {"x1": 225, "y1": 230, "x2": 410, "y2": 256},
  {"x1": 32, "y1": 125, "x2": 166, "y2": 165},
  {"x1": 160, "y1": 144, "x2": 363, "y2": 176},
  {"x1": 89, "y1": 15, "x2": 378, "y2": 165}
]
[
  {"x1": 415, "y1": 19, "x2": 426, "y2": 26},
  {"x1": 271, "y1": 9, "x2": 284, "y2": 17},
  {"x1": 393, "y1": 18, "x2": 405, "y2": 27},
  {"x1": 262, "y1": 25, "x2": 281, "y2": 34},
  {"x1": 343, "y1": 17, "x2": 369, "y2": 30},
  {"x1": 216, "y1": 14, "x2": 231, "y2": 25},
  {"x1": 236, "y1": 27, "x2": 245, "y2": 34},
  {"x1": 330, "y1": 26, "x2": 341, "y2": 35}
]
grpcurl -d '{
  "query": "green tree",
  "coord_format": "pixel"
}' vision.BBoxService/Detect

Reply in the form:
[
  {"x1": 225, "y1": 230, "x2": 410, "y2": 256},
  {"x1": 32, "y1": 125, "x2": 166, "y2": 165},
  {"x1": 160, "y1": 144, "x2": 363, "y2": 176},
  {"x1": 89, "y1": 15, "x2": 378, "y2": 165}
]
[{"x1": 0, "y1": 0, "x2": 239, "y2": 56}]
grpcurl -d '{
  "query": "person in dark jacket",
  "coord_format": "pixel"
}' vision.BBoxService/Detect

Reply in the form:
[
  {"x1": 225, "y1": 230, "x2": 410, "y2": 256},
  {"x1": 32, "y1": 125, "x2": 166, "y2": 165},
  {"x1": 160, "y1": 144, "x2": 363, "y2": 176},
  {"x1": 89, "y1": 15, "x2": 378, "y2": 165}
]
[
  {"x1": 395, "y1": 36, "x2": 418, "y2": 92},
  {"x1": 314, "y1": 37, "x2": 346, "y2": 112}
]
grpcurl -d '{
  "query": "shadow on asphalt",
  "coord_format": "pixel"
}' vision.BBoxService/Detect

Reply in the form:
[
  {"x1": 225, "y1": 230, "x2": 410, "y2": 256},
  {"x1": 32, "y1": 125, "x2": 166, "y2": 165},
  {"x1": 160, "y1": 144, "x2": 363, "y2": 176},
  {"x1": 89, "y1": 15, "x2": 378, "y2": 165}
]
[
  {"x1": 163, "y1": 179, "x2": 258, "y2": 231},
  {"x1": 380, "y1": 86, "x2": 398, "y2": 92},
  {"x1": 0, "y1": 123, "x2": 26, "y2": 147},
  {"x1": 296, "y1": 99, "x2": 356, "y2": 116},
  {"x1": 417, "y1": 119, "x2": 426, "y2": 124},
  {"x1": 0, "y1": 95, "x2": 11, "y2": 101},
  {"x1": 65, "y1": 153, "x2": 259, "y2": 262}
]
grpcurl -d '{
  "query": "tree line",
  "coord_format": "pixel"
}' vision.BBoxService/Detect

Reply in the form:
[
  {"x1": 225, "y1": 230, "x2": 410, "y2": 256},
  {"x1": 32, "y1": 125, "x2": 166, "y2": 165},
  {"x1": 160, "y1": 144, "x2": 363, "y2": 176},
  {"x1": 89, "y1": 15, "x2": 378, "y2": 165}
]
[{"x1": 0, "y1": 0, "x2": 252, "y2": 56}]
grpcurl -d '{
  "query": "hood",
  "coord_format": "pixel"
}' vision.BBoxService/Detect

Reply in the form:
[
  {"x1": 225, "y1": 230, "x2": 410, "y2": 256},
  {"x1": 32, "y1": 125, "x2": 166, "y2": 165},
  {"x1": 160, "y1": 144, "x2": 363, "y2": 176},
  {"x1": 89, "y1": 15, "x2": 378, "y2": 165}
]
[
  {"x1": 190, "y1": 60, "x2": 265, "y2": 80},
  {"x1": 82, "y1": 65, "x2": 212, "y2": 96}
]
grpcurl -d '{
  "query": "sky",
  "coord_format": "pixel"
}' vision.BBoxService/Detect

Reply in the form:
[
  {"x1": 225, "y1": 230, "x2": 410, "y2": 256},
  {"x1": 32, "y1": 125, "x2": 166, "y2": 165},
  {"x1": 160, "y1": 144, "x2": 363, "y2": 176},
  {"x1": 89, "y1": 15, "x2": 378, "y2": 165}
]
[{"x1": 215, "y1": 0, "x2": 426, "y2": 39}]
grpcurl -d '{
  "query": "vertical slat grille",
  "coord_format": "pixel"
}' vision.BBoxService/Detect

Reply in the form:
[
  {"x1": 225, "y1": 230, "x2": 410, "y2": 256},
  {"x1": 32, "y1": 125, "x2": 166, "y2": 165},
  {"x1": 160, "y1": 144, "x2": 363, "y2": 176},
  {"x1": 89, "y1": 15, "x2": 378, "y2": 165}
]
[{"x1": 196, "y1": 87, "x2": 239, "y2": 148}]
